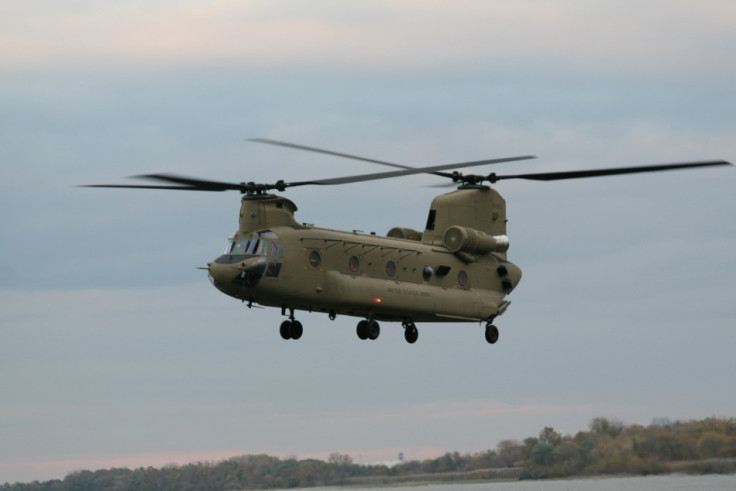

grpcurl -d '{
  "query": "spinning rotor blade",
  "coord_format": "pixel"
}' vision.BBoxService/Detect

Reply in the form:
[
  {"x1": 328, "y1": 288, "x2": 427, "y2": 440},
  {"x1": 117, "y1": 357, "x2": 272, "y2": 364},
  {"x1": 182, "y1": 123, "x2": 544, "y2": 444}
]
[
  {"x1": 250, "y1": 138, "x2": 414, "y2": 171},
  {"x1": 289, "y1": 155, "x2": 536, "y2": 187},
  {"x1": 135, "y1": 173, "x2": 245, "y2": 190},
  {"x1": 493, "y1": 160, "x2": 731, "y2": 182},
  {"x1": 80, "y1": 155, "x2": 536, "y2": 193},
  {"x1": 249, "y1": 138, "x2": 535, "y2": 179},
  {"x1": 81, "y1": 174, "x2": 250, "y2": 192},
  {"x1": 81, "y1": 183, "x2": 227, "y2": 191}
]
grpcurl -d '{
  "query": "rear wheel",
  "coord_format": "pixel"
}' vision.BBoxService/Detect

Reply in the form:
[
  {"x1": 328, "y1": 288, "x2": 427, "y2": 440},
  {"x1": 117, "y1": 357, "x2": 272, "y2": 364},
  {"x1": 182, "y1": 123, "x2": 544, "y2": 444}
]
[
  {"x1": 485, "y1": 324, "x2": 499, "y2": 344},
  {"x1": 356, "y1": 320, "x2": 368, "y2": 340},
  {"x1": 280, "y1": 320, "x2": 292, "y2": 340},
  {"x1": 290, "y1": 320, "x2": 303, "y2": 340},
  {"x1": 367, "y1": 320, "x2": 380, "y2": 340}
]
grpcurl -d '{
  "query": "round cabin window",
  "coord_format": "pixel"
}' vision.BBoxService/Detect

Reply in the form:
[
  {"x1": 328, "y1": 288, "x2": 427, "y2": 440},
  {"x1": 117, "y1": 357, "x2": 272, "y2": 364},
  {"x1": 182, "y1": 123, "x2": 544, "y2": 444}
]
[
  {"x1": 422, "y1": 266, "x2": 433, "y2": 281},
  {"x1": 386, "y1": 260, "x2": 397, "y2": 277},
  {"x1": 458, "y1": 270, "x2": 468, "y2": 287},
  {"x1": 308, "y1": 250, "x2": 321, "y2": 268},
  {"x1": 348, "y1": 256, "x2": 360, "y2": 273}
]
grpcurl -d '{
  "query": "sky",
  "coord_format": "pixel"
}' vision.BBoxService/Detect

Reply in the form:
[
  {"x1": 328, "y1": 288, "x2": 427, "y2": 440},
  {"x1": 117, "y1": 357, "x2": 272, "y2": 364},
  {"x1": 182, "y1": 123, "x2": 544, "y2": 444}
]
[{"x1": 1, "y1": 0, "x2": 735, "y2": 484}]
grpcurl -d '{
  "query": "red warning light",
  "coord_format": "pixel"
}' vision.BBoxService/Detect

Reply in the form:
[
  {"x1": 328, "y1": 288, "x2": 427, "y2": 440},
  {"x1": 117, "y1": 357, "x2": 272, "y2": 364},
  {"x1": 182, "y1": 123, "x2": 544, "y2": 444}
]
[{"x1": 373, "y1": 297, "x2": 382, "y2": 303}]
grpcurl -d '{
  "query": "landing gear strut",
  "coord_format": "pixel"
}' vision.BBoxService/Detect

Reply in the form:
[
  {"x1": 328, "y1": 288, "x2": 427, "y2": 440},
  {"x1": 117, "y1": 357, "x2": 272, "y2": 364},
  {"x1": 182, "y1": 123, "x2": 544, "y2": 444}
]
[
  {"x1": 356, "y1": 319, "x2": 380, "y2": 340},
  {"x1": 279, "y1": 308, "x2": 303, "y2": 340},
  {"x1": 485, "y1": 323, "x2": 499, "y2": 344},
  {"x1": 403, "y1": 321, "x2": 418, "y2": 344}
]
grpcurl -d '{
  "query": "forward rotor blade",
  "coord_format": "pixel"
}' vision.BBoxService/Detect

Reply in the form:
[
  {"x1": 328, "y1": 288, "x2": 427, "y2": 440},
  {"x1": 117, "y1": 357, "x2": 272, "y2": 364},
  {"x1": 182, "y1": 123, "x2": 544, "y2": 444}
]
[
  {"x1": 249, "y1": 138, "x2": 412, "y2": 170},
  {"x1": 135, "y1": 173, "x2": 246, "y2": 191},
  {"x1": 80, "y1": 174, "x2": 246, "y2": 192},
  {"x1": 250, "y1": 138, "x2": 462, "y2": 179},
  {"x1": 79, "y1": 183, "x2": 226, "y2": 191},
  {"x1": 250, "y1": 139, "x2": 539, "y2": 180},
  {"x1": 289, "y1": 155, "x2": 536, "y2": 187},
  {"x1": 494, "y1": 160, "x2": 732, "y2": 182}
]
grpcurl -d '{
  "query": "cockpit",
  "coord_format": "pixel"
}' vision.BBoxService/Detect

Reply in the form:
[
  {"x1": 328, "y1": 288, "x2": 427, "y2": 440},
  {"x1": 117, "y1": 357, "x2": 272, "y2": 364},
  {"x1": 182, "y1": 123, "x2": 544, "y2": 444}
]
[
  {"x1": 218, "y1": 230, "x2": 285, "y2": 262},
  {"x1": 209, "y1": 230, "x2": 286, "y2": 294}
]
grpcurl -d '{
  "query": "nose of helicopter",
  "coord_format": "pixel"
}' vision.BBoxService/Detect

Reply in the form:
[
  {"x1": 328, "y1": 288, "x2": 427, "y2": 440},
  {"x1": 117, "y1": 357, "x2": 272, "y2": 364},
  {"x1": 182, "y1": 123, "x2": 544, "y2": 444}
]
[{"x1": 208, "y1": 256, "x2": 267, "y2": 295}]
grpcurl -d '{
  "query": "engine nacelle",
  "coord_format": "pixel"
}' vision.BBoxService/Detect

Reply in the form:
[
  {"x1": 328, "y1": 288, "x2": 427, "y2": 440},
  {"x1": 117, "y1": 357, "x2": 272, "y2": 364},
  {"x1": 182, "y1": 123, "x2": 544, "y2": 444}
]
[
  {"x1": 443, "y1": 225, "x2": 509, "y2": 254},
  {"x1": 387, "y1": 227, "x2": 423, "y2": 241}
]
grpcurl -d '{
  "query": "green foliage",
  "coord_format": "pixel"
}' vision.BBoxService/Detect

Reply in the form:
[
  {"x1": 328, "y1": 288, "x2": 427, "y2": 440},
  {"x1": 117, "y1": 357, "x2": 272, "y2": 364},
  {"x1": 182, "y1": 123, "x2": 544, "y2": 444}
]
[{"x1": 3, "y1": 417, "x2": 735, "y2": 490}]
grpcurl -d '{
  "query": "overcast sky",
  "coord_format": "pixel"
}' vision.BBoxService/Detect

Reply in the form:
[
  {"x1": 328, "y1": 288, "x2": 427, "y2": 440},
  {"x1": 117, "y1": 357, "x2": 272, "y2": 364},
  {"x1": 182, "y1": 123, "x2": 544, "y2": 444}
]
[{"x1": 1, "y1": 0, "x2": 735, "y2": 484}]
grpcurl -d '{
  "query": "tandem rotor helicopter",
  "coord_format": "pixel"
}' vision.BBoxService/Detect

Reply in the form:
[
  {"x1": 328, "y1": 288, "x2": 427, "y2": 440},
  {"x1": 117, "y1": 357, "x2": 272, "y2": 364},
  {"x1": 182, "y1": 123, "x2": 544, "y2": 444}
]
[{"x1": 83, "y1": 139, "x2": 731, "y2": 344}]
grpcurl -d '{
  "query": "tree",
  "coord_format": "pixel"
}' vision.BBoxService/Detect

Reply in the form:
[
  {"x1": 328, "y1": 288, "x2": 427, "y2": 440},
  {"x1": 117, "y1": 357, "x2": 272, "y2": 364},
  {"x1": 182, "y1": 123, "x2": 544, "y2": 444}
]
[
  {"x1": 590, "y1": 417, "x2": 624, "y2": 437},
  {"x1": 328, "y1": 452, "x2": 353, "y2": 466},
  {"x1": 496, "y1": 440, "x2": 524, "y2": 467},
  {"x1": 539, "y1": 427, "x2": 562, "y2": 447}
]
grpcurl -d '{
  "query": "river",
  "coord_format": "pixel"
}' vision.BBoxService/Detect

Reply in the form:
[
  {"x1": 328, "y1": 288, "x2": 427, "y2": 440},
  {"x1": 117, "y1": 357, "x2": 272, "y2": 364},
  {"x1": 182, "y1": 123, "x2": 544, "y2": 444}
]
[{"x1": 301, "y1": 474, "x2": 736, "y2": 491}]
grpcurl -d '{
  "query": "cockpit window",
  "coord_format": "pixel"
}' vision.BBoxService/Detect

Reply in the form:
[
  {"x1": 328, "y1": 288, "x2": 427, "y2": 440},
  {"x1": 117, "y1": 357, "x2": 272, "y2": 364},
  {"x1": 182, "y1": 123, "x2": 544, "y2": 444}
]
[
  {"x1": 269, "y1": 241, "x2": 285, "y2": 258},
  {"x1": 224, "y1": 238, "x2": 267, "y2": 256},
  {"x1": 222, "y1": 232, "x2": 282, "y2": 258}
]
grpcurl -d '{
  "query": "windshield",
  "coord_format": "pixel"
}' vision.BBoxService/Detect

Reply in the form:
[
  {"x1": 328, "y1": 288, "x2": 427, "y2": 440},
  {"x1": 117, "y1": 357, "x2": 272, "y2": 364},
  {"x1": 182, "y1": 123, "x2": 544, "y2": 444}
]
[{"x1": 222, "y1": 231, "x2": 284, "y2": 258}]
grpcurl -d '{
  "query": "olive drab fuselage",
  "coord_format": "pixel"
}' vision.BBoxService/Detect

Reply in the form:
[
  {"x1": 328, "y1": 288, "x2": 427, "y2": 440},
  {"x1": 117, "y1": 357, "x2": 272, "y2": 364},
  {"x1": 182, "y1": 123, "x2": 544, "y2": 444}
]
[{"x1": 207, "y1": 186, "x2": 522, "y2": 326}]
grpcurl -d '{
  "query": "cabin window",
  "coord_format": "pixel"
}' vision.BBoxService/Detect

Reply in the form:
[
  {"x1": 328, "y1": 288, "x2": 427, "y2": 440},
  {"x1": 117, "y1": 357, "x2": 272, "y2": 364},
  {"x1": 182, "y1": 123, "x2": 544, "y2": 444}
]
[
  {"x1": 422, "y1": 266, "x2": 433, "y2": 281},
  {"x1": 308, "y1": 250, "x2": 322, "y2": 268},
  {"x1": 425, "y1": 209, "x2": 437, "y2": 230},
  {"x1": 386, "y1": 261, "x2": 397, "y2": 277},
  {"x1": 458, "y1": 270, "x2": 468, "y2": 287},
  {"x1": 348, "y1": 256, "x2": 360, "y2": 273}
]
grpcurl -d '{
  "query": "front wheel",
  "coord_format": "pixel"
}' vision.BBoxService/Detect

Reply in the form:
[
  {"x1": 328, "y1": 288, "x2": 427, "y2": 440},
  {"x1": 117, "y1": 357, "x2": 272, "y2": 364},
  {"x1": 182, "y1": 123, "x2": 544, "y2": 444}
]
[{"x1": 290, "y1": 320, "x2": 303, "y2": 340}]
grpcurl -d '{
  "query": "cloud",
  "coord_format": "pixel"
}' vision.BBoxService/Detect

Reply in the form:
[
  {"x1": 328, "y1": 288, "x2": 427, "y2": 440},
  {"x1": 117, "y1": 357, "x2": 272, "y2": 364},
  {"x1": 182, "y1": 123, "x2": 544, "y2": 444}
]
[{"x1": 2, "y1": 1, "x2": 734, "y2": 75}]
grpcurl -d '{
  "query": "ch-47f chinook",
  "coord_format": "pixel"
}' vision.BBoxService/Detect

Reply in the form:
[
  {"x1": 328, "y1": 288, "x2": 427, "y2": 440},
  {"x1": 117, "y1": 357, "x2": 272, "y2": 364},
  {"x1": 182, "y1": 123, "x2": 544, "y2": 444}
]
[{"x1": 83, "y1": 139, "x2": 732, "y2": 344}]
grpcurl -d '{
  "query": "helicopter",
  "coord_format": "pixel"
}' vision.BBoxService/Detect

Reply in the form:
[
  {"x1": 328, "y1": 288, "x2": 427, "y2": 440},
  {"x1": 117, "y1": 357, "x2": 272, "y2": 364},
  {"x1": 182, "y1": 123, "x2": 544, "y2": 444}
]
[{"x1": 83, "y1": 139, "x2": 731, "y2": 344}]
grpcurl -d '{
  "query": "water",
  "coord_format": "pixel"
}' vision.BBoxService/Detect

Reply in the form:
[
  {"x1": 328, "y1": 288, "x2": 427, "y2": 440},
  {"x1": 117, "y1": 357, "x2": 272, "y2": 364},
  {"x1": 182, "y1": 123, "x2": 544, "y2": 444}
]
[{"x1": 304, "y1": 474, "x2": 736, "y2": 491}]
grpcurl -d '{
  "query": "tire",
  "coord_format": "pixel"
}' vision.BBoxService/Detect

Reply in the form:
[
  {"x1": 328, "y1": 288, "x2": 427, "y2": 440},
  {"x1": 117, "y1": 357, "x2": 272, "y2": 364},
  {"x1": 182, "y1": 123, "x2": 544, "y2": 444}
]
[
  {"x1": 367, "y1": 320, "x2": 380, "y2": 340},
  {"x1": 280, "y1": 320, "x2": 292, "y2": 340},
  {"x1": 404, "y1": 325, "x2": 418, "y2": 344},
  {"x1": 357, "y1": 320, "x2": 368, "y2": 340},
  {"x1": 290, "y1": 320, "x2": 303, "y2": 340},
  {"x1": 485, "y1": 324, "x2": 499, "y2": 344}
]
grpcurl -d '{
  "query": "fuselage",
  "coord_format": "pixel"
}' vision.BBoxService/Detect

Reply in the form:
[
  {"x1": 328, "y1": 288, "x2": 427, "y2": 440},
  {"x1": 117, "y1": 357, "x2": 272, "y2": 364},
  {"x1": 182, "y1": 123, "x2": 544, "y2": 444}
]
[{"x1": 207, "y1": 188, "x2": 522, "y2": 324}]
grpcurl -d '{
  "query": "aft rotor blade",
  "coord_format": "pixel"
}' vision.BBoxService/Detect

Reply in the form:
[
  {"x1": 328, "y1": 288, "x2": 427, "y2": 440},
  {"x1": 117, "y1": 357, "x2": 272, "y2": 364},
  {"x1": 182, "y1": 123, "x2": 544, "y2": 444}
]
[
  {"x1": 289, "y1": 155, "x2": 536, "y2": 187},
  {"x1": 494, "y1": 160, "x2": 732, "y2": 182}
]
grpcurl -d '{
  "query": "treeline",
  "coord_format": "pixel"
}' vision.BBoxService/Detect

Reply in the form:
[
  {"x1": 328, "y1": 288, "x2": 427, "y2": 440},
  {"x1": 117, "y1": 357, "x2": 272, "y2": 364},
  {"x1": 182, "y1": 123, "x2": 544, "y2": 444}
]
[{"x1": 4, "y1": 417, "x2": 736, "y2": 490}]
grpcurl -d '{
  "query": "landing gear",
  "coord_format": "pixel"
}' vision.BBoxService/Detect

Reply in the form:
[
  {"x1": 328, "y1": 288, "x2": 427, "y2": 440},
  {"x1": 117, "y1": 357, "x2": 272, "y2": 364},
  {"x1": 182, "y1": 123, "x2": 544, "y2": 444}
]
[
  {"x1": 279, "y1": 307, "x2": 303, "y2": 340},
  {"x1": 403, "y1": 321, "x2": 418, "y2": 344},
  {"x1": 356, "y1": 319, "x2": 380, "y2": 340},
  {"x1": 485, "y1": 323, "x2": 499, "y2": 344},
  {"x1": 279, "y1": 319, "x2": 303, "y2": 340}
]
